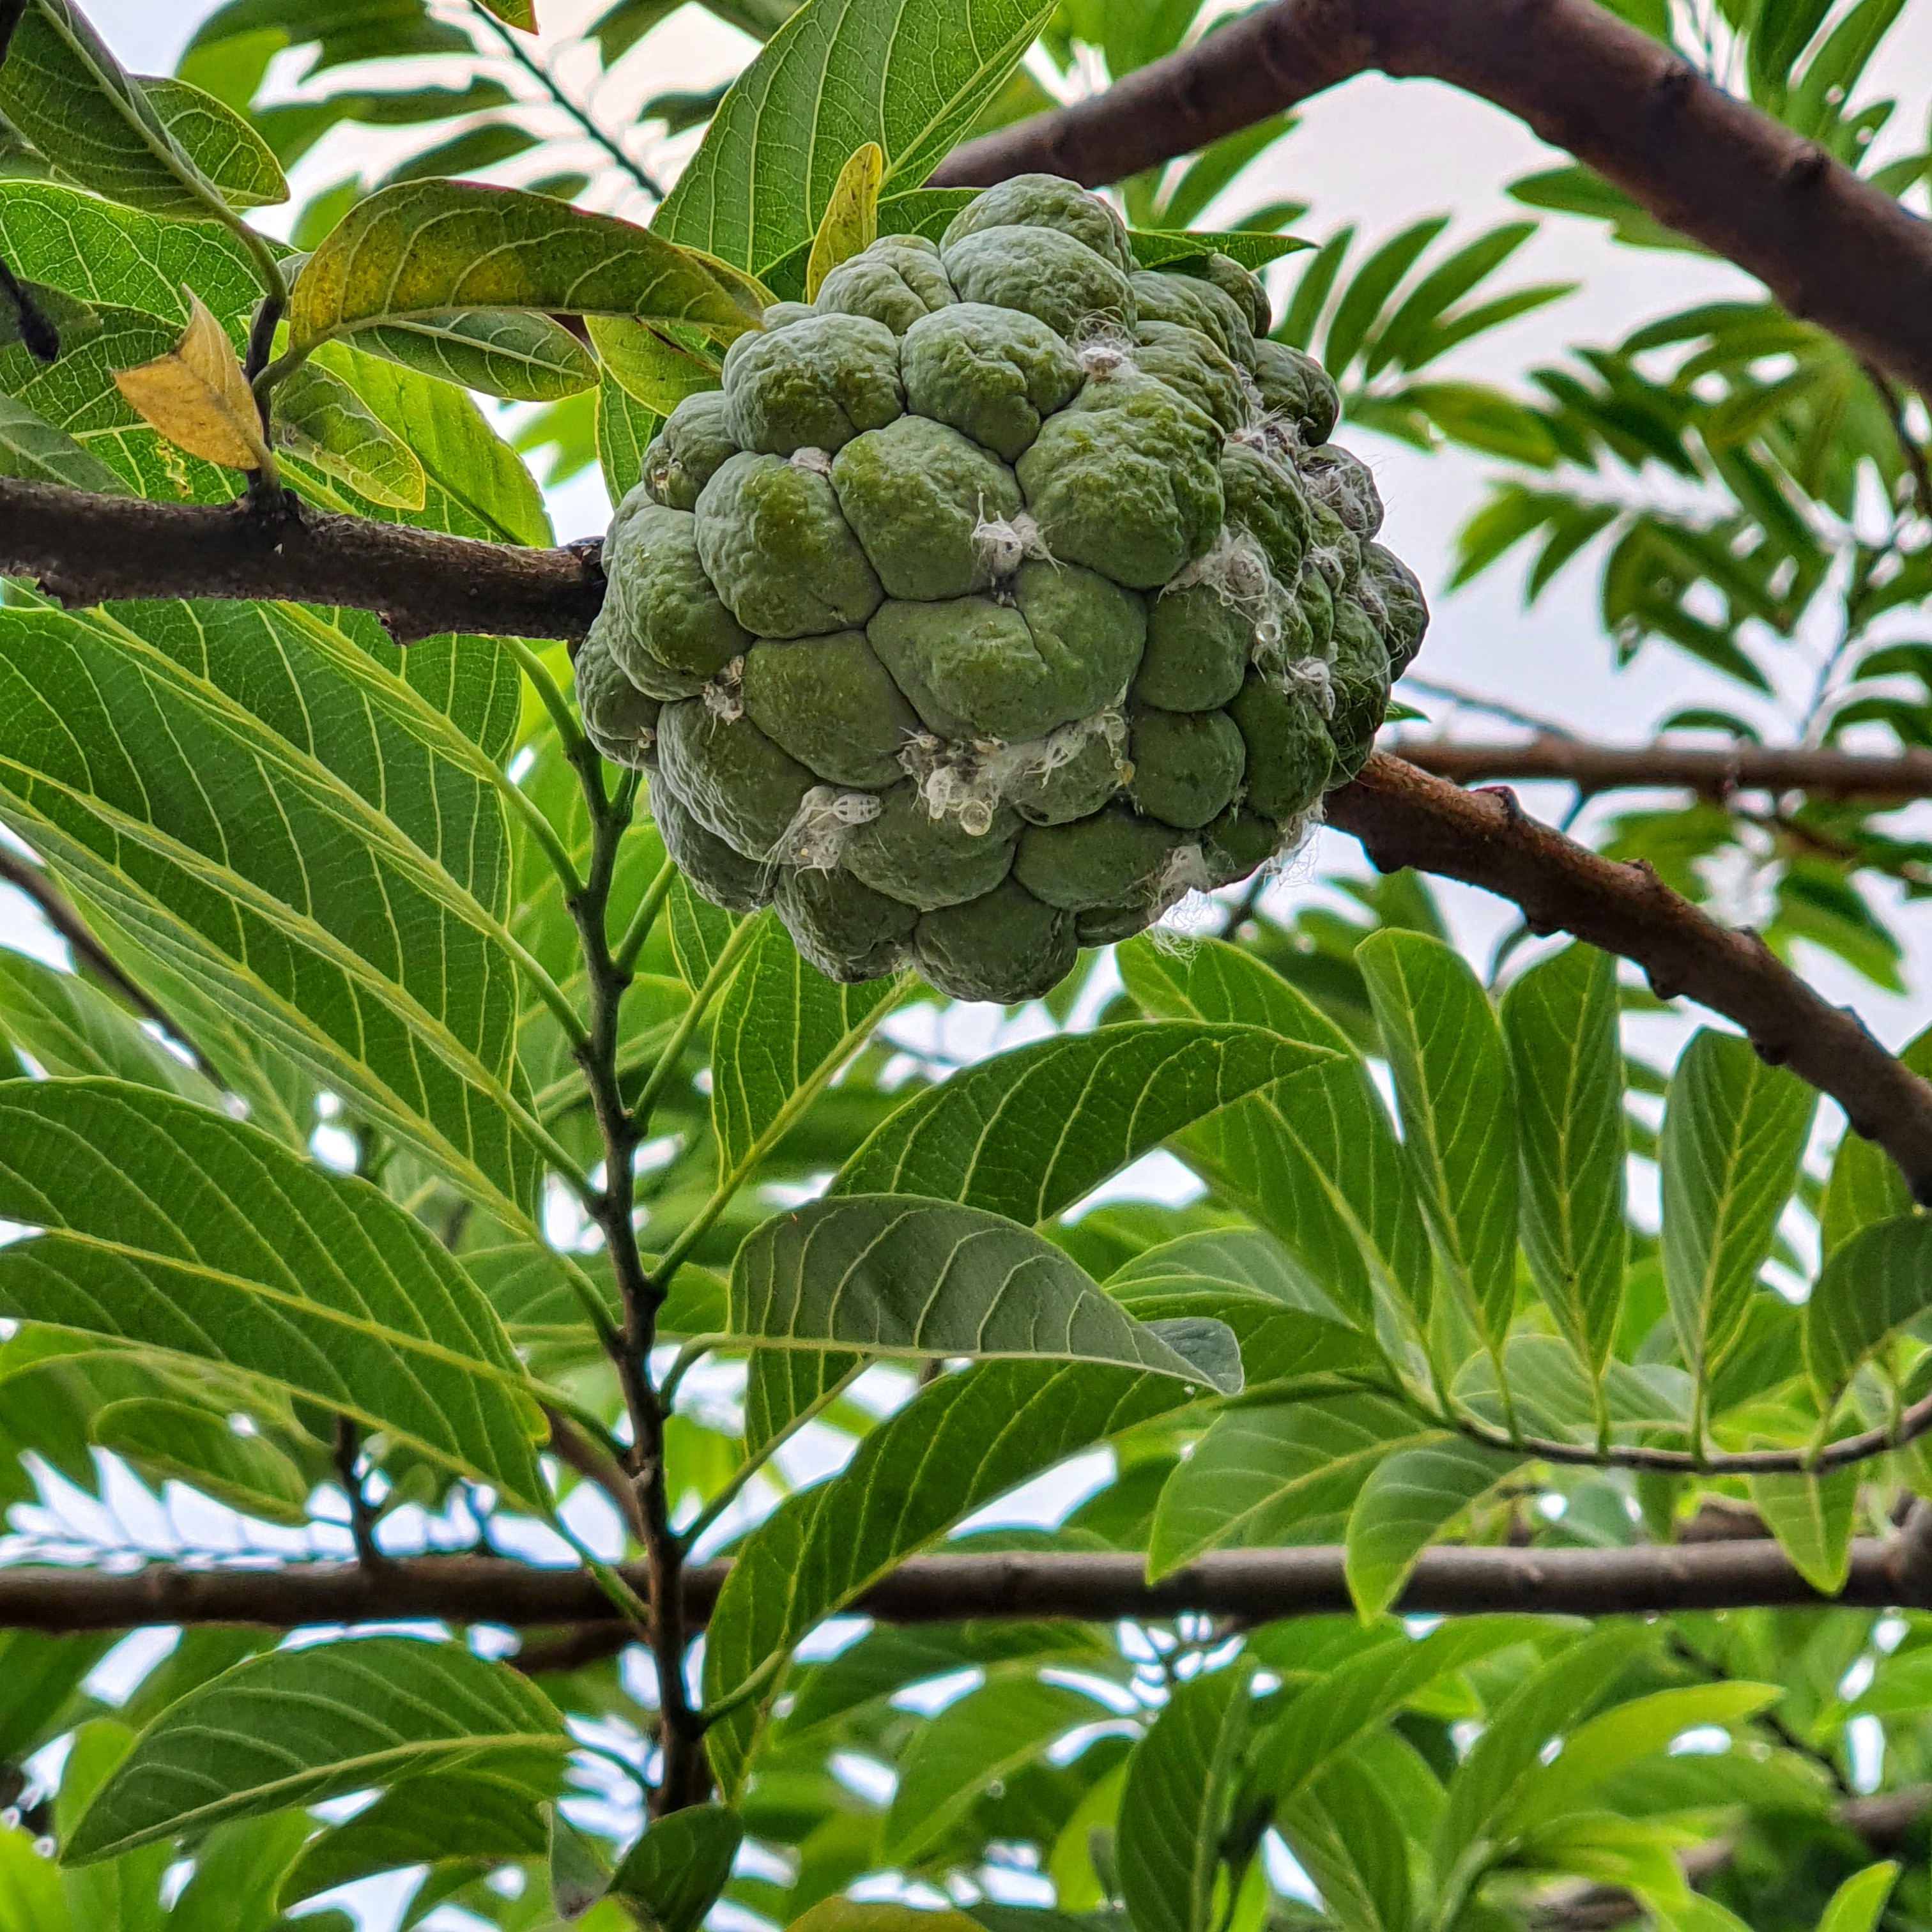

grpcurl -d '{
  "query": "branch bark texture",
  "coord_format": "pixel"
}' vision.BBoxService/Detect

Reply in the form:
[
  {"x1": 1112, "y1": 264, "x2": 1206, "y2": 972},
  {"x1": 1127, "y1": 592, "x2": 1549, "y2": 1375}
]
[
  {"x1": 1328, "y1": 754, "x2": 1932, "y2": 1201},
  {"x1": 934, "y1": 0, "x2": 1932, "y2": 399},
  {"x1": 0, "y1": 477, "x2": 608, "y2": 645},
  {"x1": 8, "y1": 1535, "x2": 1932, "y2": 1633},
  {"x1": 1397, "y1": 735, "x2": 1932, "y2": 801}
]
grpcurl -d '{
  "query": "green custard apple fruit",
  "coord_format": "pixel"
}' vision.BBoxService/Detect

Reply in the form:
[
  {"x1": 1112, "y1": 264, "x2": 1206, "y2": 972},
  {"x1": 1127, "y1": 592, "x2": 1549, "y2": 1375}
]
[{"x1": 578, "y1": 174, "x2": 1427, "y2": 1005}]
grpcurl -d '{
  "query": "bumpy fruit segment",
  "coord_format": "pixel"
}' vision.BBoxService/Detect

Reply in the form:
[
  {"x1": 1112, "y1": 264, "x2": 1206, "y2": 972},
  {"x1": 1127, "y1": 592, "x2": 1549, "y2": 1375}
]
[{"x1": 579, "y1": 176, "x2": 1426, "y2": 1004}]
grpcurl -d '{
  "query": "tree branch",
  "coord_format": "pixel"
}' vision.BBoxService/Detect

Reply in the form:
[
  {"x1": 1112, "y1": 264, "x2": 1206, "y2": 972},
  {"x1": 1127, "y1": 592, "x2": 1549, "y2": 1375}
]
[
  {"x1": 7, "y1": 1532, "x2": 1932, "y2": 1632},
  {"x1": 1327, "y1": 754, "x2": 1932, "y2": 1202},
  {"x1": 0, "y1": 478, "x2": 607, "y2": 646},
  {"x1": 1394, "y1": 734, "x2": 1932, "y2": 801},
  {"x1": 933, "y1": 0, "x2": 1932, "y2": 400}
]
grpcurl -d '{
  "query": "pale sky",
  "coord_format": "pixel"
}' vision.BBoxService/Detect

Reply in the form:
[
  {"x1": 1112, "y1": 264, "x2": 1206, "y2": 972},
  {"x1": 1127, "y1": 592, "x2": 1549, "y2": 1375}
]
[{"x1": 52, "y1": 1, "x2": 1932, "y2": 1043}]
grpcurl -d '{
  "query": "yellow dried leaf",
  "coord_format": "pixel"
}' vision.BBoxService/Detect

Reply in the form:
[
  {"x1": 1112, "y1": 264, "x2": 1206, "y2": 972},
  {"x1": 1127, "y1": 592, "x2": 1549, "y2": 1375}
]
[
  {"x1": 804, "y1": 142, "x2": 884, "y2": 301},
  {"x1": 112, "y1": 289, "x2": 268, "y2": 472}
]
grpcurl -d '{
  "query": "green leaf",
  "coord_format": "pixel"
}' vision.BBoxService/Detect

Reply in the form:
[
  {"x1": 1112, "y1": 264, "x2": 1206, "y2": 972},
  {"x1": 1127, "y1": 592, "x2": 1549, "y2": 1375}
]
[
  {"x1": 1254, "y1": 1617, "x2": 1574, "y2": 1804},
  {"x1": 1747, "y1": 1467, "x2": 1858, "y2": 1593},
  {"x1": 1817, "y1": 1863, "x2": 1901, "y2": 1932},
  {"x1": 0, "y1": 598, "x2": 552, "y2": 1220},
  {"x1": 713, "y1": 922, "x2": 905, "y2": 1186},
  {"x1": 1123, "y1": 940, "x2": 1436, "y2": 1337},
  {"x1": 288, "y1": 181, "x2": 769, "y2": 358},
  {"x1": 608, "y1": 1804, "x2": 744, "y2": 1932},
  {"x1": 1660, "y1": 1030, "x2": 1816, "y2": 1388},
  {"x1": 1323, "y1": 216, "x2": 1449, "y2": 374},
  {"x1": 138, "y1": 74, "x2": 288, "y2": 210},
  {"x1": 1805, "y1": 1217, "x2": 1932, "y2": 1411},
  {"x1": 1358, "y1": 930, "x2": 1519, "y2": 1348},
  {"x1": 597, "y1": 367, "x2": 661, "y2": 501},
  {"x1": 587, "y1": 315, "x2": 721, "y2": 414},
  {"x1": 804, "y1": 141, "x2": 883, "y2": 299},
  {"x1": 0, "y1": 947, "x2": 211, "y2": 1097},
  {"x1": 1125, "y1": 229, "x2": 1308, "y2": 272},
  {"x1": 0, "y1": 390, "x2": 130, "y2": 492},
  {"x1": 1501, "y1": 944, "x2": 1628, "y2": 1370},
  {"x1": 272, "y1": 360, "x2": 426, "y2": 510},
  {"x1": 731, "y1": 1193, "x2": 1241, "y2": 1390},
  {"x1": 1276, "y1": 1752, "x2": 1413, "y2": 1932},
  {"x1": 1506, "y1": 1682, "x2": 1782, "y2": 1838},
  {"x1": 90, "y1": 1397, "x2": 312, "y2": 1526},
  {"x1": 0, "y1": 1079, "x2": 546, "y2": 1509},
  {"x1": 0, "y1": 1828, "x2": 71, "y2": 1932},
  {"x1": 1116, "y1": 1665, "x2": 1253, "y2": 1932},
  {"x1": 884, "y1": 1678, "x2": 1111, "y2": 1862},
  {"x1": 278, "y1": 1772, "x2": 549, "y2": 1905},
  {"x1": 65, "y1": 1637, "x2": 569, "y2": 1864},
  {"x1": 1431, "y1": 1628, "x2": 1652, "y2": 1902},
  {"x1": 1344, "y1": 1434, "x2": 1523, "y2": 1620},
  {"x1": 656, "y1": 0, "x2": 1055, "y2": 273},
  {"x1": 665, "y1": 874, "x2": 745, "y2": 988},
  {"x1": 0, "y1": 1, "x2": 231, "y2": 222},
  {"x1": 548, "y1": 1804, "x2": 611, "y2": 1920},
  {"x1": 837, "y1": 1019, "x2": 1338, "y2": 1226},
  {"x1": 701, "y1": 1358, "x2": 1202, "y2": 1798},
  {"x1": 353, "y1": 309, "x2": 601, "y2": 402},
  {"x1": 1147, "y1": 1393, "x2": 1434, "y2": 1579}
]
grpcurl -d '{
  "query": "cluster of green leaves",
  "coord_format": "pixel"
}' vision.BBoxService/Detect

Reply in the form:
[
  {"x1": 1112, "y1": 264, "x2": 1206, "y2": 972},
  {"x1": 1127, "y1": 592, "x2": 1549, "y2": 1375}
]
[{"x1": 3, "y1": 0, "x2": 1932, "y2": 1930}]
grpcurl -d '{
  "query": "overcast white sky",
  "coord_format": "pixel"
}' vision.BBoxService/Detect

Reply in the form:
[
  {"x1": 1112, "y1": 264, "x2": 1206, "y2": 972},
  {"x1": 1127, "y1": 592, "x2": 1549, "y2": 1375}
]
[{"x1": 45, "y1": 0, "x2": 1932, "y2": 1044}]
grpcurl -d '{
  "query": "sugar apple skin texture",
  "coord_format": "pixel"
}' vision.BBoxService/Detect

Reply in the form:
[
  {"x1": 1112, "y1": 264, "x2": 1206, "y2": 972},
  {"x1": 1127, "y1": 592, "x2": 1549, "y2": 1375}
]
[{"x1": 576, "y1": 174, "x2": 1427, "y2": 1004}]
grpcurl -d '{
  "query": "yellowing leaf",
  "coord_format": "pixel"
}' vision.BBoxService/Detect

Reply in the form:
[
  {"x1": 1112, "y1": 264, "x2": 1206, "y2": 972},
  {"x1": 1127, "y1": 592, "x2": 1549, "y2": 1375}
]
[
  {"x1": 112, "y1": 289, "x2": 267, "y2": 471},
  {"x1": 804, "y1": 142, "x2": 883, "y2": 300}
]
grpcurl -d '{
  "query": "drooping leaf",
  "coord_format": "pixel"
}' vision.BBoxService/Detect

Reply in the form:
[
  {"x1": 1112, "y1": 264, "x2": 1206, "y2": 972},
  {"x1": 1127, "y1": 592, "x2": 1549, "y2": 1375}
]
[
  {"x1": 804, "y1": 141, "x2": 883, "y2": 298},
  {"x1": 138, "y1": 73, "x2": 288, "y2": 209},
  {"x1": 90, "y1": 1397, "x2": 313, "y2": 1526},
  {"x1": 1747, "y1": 1467, "x2": 1859, "y2": 1594},
  {"x1": 1147, "y1": 1393, "x2": 1435, "y2": 1579},
  {"x1": 0, "y1": 1079, "x2": 546, "y2": 1508},
  {"x1": 271, "y1": 360, "x2": 426, "y2": 509},
  {"x1": 702, "y1": 1358, "x2": 1203, "y2": 1797},
  {"x1": 1254, "y1": 1617, "x2": 1577, "y2": 1804},
  {"x1": 110, "y1": 289, "x2": 267, "y2": 470},
  {"x1": 1500, "y1": 944, "x2": 1627, "y2": 1370},
  {"x1": 1344, "y1": 1434, "x2": 1524, "y2": 1620},
  {"x1": 354, "y1": 309, "x2": 601, "y2": 401},
  {"x1": 288, "y1": 181, "x2": 769, "y2": 359},
  {"x1": 0, "y1": 1, "x2": 231, "y2": 222},
  {"x1": 884, "y1": 1678, "x2": 1112, "y2": 1862},
  {"x1": 1276, "y1": 1752, "x2": 1413, "y2": 1932},
  {"x1": 731, "y1": 1193, "x2": 1241, "y2": 1390},
  {"x1": 65, "y1": 1638, "x2": 570, "y2": 1863},
  {"x1": 1121, "y1": 937, "x2": 1433, "y2": 1337},
  {"x1": 712, "y1": 923, "x2": 906, "y2": 1186},
  {"x1": 608, "y1": 1804, "x2": 745, "y2": 1932},
  {"x1": 1660, "y1": 1030, "x2": 1816, "y2": 1388},
  {"x1": 586, "y1": 314, "x2": 721, "y2": 413},
  {"x1": 548, "y1": 1804, "x2": 611, "y2": 1921},
  {"x1": 1804, "y1": 1216, "x2": 1932, "y2": 1411},
  {"x1": 0, "y1": 597, "x2": 549, "y2": 1221},
  {"x1": 0, "y1": 391, "x2": 130, "y2": 492},
  {"x1": 836, "y1": 1020, "x2": 1337, "y2": 1227},
  {"x1": 1358, "y1": 930, "x2": 1519, "y2": 1350},
  {"x1": 1116, "y1": 1665, "x2": 1254, "y2": 1932},
  {"x1": 278, "y1": 1771, "x2": 550, "y2": 1905},
  {"x1": 656, "y1": 0, "x2": 1055, "y2": 272}
]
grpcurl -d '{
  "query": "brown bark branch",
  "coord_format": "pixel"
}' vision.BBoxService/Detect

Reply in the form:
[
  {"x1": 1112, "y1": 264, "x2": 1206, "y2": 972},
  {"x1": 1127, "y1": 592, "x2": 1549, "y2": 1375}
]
[
  {"x1": 1395, "y1": 735, "x2": 1932, "y2": 801},
  {"x1": 0, "y1": 478, "x2": 606, "y2": 645},
  {"x1": 5, "y1": 1533, "x2": 1932, "y2": 1632},
  {"x1": 1328, "y1": 754, "x2": 1932, "y2": 1202},
  {"x1": 933, "y1": 0, "x2": 1932, "y2": 400}
]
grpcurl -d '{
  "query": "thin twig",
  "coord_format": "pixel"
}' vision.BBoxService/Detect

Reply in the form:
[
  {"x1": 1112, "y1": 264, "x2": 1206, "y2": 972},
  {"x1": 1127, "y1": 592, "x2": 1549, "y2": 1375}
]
[
  {"x1": 465, "y1": 0, "x2": 666, "y2": 201},
  {"x1": 332, "y1": 1417, "x2": 385, "y2": 1571},
  {"x1": 1863, "y1": 360, "x2": 1932, "y2": 516}
]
